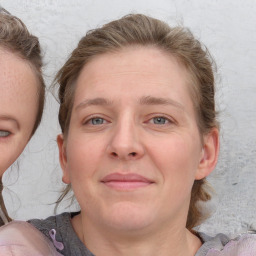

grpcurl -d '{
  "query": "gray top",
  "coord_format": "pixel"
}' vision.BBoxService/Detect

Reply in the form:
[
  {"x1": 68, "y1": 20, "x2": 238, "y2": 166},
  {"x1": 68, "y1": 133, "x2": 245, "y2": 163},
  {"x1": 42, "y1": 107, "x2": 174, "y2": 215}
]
[{"x1": 29, "y1": 212, "x2": 229, "y2": 256}]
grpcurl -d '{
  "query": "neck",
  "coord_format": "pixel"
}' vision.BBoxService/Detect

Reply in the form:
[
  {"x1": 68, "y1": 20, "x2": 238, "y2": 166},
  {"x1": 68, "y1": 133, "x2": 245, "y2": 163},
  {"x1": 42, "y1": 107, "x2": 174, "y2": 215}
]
[{"x1": 72, "y1": 213, "x2": 202, "y2": 256}]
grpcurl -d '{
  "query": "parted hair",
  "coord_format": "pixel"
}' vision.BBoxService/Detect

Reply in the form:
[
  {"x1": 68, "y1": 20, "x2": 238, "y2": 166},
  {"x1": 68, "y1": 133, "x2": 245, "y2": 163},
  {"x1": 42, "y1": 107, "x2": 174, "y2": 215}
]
[
  {"x1": 0, "y1": 7, "x2": 45, "y2": 224},
  {"x1": 55, "y1": 14, "x2": 218, "y2": 230}
]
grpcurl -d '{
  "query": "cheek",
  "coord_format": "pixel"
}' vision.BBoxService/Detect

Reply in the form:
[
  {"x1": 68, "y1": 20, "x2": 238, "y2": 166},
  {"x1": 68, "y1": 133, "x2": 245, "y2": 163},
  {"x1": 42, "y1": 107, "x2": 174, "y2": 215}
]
[
  {"x1": 65, "y1": 135, "x2": 106, "y2": 209},
  {"x1": 148, "y1": 135, "x2": 201, "y2": 187},
  {"x1": 65, "y1": 135, "x2": 104, "y2": 180},
  {"x1": 0, "y1": 140, "x2": 27, "y2": 175}
]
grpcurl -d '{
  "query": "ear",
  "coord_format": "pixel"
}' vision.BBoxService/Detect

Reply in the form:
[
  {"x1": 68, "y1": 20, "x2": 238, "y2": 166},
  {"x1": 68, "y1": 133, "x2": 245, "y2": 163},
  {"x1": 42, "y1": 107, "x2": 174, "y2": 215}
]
[
  {"x1": 57, "y1": 134, "x2": 71, "y2": 184},
  {"x1": 195, "y1": 128, "x2": 219, "y2": 180}
]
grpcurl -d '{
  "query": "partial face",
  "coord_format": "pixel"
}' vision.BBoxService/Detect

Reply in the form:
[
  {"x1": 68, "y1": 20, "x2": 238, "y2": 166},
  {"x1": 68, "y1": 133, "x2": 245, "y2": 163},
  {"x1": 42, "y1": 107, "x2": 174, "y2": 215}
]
[
  {"x1": 0, "y1": 48, "x2": 38, "y2": 176},
  {"x1": 58, "y1": 46, "x2": 218, "y2": 231}
]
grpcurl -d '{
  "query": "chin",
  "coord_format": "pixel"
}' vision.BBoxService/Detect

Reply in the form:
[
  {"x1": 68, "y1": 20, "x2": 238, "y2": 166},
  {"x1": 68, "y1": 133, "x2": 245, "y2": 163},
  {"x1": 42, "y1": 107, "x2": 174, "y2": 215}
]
[{"x1": 103, "y1": 202, "x2": 156, "y2": 231}]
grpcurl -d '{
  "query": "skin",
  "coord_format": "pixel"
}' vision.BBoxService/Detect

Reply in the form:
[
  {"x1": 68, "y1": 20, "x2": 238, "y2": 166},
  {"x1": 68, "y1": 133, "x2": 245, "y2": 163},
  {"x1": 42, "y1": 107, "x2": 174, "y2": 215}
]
[
  {"x1": 0, "y1": 47, "x2": 38, "y2": 176},
  {"x1": 58, "y1": 46, "x2": 219, "y2": 256}
]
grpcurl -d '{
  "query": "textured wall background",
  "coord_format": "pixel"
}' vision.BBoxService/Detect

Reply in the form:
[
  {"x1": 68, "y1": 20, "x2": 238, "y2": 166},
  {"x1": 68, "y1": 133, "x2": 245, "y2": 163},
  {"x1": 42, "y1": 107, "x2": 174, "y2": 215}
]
[{"x1": 1, "y1": 0, "x2": 256, "y2": 236}]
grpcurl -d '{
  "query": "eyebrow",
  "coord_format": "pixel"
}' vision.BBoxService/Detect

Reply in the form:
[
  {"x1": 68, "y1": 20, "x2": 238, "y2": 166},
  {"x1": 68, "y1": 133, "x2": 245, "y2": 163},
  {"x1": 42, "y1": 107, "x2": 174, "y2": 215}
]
[
  {"x1": 139, "y1": 96, "x2": 184, "y2": 110},
  {"x1": 75, "y1": 98, "x2": 113, "y2": 111},
  {"x1": 75, "y1": 96, "x2": 184, "y2": 111},
  {"x1": 0, "y1": 115, "x2": 19, "y2": 129}
]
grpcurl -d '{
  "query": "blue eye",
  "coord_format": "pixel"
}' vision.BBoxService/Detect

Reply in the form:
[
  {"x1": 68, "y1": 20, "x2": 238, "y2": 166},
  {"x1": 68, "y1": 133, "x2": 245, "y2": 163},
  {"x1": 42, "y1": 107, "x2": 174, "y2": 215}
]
[
  {"x1": 0, "y1": 130, "x2": 11, "y2": 137},
  {"x1": 90, "y1": 118, "x2": 105, "y2": 125},
  {"x1": 152, "y1": 117, "x2": 168, "y2": 124}
]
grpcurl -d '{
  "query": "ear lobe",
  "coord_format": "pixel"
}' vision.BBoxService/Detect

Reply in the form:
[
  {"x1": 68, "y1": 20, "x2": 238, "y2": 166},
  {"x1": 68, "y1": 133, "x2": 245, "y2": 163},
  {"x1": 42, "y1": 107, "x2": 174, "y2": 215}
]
[
  {"x1": 195, "y1": 128, "x2": 219, "y2": 180},
  {"x1": 57, "y1": 134, "x2": 71, "y2": 184}
]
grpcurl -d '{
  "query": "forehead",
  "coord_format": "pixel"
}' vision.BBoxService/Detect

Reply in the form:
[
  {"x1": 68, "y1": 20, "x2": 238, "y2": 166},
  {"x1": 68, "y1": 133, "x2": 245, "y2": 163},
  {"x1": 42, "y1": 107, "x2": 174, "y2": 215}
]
[
  {"x1": 0, "y1": 47, "x2": 38, "y2": 119},
  {"x1": 74, "y1": 46, "x2": 193, "y2": 102},
  {"x1": 0, "y1": 48, "x2": 37, "y2": 95}
]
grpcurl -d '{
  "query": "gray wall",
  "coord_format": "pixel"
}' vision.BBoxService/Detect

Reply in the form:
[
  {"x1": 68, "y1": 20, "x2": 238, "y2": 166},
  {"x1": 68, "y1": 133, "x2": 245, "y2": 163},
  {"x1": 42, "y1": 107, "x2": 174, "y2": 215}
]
[{"x1": 1, "y1": 0, "x2": 256, "y2": 236}]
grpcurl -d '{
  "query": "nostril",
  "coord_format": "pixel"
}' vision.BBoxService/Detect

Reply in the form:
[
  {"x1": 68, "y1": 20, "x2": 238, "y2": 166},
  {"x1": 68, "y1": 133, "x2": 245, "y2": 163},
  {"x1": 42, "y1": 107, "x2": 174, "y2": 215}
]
[
  {"x1": 109, "y1": 151, "x2": 137, "y2": 159},
  {"x1": 111, "y1": 152, "x2": 118, "y2": 157}
]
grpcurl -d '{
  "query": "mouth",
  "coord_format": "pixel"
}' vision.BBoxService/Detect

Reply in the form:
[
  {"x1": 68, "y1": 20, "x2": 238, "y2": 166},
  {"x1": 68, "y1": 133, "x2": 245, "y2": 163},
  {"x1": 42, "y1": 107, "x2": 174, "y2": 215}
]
[{"x1": 101, "y1": 173, "x2": 154, "y2": 190}]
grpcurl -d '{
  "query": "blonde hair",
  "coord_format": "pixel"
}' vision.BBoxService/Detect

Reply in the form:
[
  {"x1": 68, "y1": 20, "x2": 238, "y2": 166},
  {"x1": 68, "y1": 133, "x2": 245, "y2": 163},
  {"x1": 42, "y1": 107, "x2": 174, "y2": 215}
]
[
  {"x1": 0, "y1": 7, "x2": 45, "y2": 224},
  {"x1": 55, "y1": 14, "x2": 218, "y2": 229}
]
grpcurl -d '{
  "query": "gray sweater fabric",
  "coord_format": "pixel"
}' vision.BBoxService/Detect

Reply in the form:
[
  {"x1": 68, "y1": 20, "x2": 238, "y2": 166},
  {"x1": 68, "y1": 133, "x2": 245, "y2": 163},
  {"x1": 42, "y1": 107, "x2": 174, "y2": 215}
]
[{"x1": 29, "y1": 212, "x2": 229, "y2": 256}]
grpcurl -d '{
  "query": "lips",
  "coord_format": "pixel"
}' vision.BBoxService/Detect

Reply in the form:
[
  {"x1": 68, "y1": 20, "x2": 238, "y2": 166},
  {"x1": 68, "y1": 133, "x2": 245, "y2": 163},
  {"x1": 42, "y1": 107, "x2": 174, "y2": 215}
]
[{"x1": 101, "y1": 173, "x2": 154, "y2": 190}]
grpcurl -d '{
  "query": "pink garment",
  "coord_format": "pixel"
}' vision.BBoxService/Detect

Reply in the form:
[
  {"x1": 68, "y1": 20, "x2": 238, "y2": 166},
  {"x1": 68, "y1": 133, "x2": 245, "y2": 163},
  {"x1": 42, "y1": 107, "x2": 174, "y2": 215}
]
[
  {"x1": 206, "y1": 233, "x2": 256, "y2": 256},
  {"x1": 0, "y1": 221, "x2": 62, "y2": 256}
]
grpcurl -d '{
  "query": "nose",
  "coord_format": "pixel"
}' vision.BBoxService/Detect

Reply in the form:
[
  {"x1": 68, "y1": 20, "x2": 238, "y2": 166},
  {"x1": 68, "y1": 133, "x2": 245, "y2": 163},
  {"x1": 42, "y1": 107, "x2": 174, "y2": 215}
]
[{"x1": 106, "y1": 121, "x2": 145, "y2": 161}]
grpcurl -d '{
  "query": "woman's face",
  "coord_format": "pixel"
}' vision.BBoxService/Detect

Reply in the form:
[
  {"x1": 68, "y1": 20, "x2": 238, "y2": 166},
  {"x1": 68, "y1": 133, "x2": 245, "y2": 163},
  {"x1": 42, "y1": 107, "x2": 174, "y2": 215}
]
[
  {"x1": 58, "y1": 46, "x2": 218, "y2": 231},
  {"x1": 0, "y1": 48, "x2": 38, "y2": 176}
]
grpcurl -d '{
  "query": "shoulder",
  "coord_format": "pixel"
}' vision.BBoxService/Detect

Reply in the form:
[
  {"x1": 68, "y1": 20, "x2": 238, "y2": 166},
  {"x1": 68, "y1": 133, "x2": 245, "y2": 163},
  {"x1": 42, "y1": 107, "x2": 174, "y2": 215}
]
[
  {"x1": 28, "y1": 212, "x2": 73, "y2": 253},
  {"x1": 0, "y1": 220, "x2": 62, "y2": 255},
  {"x1": 205, "y1": 232, "x2": 256, "y2": 256},
  {"x1": 197, "y1": 231, "x2": 256, "y2": 256},
  {"x1": 28, "y1": 212, "x2": 72, "y2": 239},
  {"x1": 196, "y1": 232, "x2": 230, "y2": 256},
  {"x1": 29, "y1": 212, "x2": 94, "y2": 256}
]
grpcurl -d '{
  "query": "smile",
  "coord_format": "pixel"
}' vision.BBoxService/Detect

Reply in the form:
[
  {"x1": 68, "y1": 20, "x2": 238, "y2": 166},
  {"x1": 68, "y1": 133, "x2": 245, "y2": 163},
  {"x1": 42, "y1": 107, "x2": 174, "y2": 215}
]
[{"x1": 101, "y1": 173, "x2": 154, "y2": 190}]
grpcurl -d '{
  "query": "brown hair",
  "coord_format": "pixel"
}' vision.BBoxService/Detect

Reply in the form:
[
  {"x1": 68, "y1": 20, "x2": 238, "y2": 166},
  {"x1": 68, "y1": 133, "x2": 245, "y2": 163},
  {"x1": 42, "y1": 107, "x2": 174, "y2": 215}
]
[
  {"x1": 55, "y1": 14, "x2": 218, "y2": 229},
  {"x1": 0, "y1": 7, "x2": 45, "y2": 223}
]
